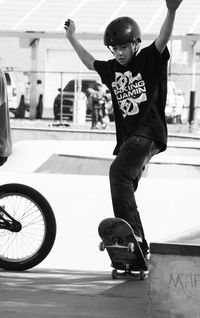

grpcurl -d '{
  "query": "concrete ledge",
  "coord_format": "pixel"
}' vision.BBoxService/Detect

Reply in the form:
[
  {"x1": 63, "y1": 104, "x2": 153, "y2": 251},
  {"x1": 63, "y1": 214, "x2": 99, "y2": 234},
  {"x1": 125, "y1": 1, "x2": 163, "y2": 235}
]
[
  {"x1": 11, "y1": 126, "x2": 116, "y2": 143},
  {"x1": 149, "y1": 242, "x2": 200, "y2": 318},
  {"x1": 150, "y1": 242, "x2": 200, "y2": 256},
  {"x1": 11, "y1": 126, "x2": 200, "y2": 143}
]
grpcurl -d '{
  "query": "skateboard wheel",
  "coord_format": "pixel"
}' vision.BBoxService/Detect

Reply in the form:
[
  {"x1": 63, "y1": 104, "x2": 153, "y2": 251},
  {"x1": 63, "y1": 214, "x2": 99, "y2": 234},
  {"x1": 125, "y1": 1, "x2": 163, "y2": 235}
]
[
  {"x1": 112, "y1": 269, "x2": 118, "y2": 279},
  {"x1": 127, "y1": 242, "x2": 135, "y2": 253},
  {"x1": 99, "y1": 241, "x2": 105, "y2": 251},
  {"x1": 139, "y1": 271, "x2": 145, "y2": 280}
]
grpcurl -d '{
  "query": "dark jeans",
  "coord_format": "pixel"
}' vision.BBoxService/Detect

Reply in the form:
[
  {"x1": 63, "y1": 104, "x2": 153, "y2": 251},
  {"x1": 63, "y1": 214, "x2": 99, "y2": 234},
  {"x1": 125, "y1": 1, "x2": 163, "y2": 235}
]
[
  {"x1": 91, "y1": 103, "x2": 105, "y2": 128},
  {"x1": 0, "y1": 157, "x2": 7, "y2": 166},
  {"x1": 109, "y1": 136, "x2": 160, "y2": 243}
]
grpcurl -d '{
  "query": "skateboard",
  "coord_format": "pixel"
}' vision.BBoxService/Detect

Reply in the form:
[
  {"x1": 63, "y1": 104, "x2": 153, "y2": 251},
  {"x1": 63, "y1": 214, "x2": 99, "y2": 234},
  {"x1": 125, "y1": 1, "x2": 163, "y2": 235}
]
[{"x1": 98, "y1": 217, "x2": 148, "y2": 280}]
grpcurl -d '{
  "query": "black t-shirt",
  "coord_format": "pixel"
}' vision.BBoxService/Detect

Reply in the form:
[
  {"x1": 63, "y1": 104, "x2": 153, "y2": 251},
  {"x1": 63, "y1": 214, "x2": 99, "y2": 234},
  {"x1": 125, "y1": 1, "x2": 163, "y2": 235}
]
[{"x1": 94, "y1": 42, "x2": 170, "y2": 155}]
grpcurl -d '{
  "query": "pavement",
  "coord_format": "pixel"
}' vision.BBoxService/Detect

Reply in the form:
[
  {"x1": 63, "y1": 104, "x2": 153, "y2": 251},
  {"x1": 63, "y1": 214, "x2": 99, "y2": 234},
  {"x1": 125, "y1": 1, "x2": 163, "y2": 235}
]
[
  {"x1": 0, "y1": 134, "x2": 151, "y2": 318},
  {"x1": 0, "y1": 269, "x2": 149, "y2": 318},
  {"x1": 0, "y1": 118, "x2": 200, "y2": 318}
]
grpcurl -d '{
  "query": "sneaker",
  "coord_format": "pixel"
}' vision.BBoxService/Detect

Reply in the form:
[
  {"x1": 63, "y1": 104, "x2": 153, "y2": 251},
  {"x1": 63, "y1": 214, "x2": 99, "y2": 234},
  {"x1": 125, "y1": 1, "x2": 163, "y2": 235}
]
[
  {"x1": 134, "y1": 234, "x2": 142, "y2": 243},
  {"x1": 140, "y1": 242, "x2": 150, "y2": 258}
]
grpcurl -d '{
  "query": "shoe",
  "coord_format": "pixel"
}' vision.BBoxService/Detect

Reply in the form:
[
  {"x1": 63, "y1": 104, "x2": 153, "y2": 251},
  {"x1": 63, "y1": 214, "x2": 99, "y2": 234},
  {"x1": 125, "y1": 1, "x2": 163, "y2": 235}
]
[
  {"x1": 135, "y1": 234, "x2": 142, "y2": 243},
  {"x1": 140, "y1": 241, "x2": 149, "y2": 258}
]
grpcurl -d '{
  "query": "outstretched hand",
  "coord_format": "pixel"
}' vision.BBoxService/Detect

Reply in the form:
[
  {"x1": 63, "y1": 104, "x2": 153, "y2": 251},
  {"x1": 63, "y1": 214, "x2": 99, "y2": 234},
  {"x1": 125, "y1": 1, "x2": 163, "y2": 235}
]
[
  {"x1": 64, "y1": 19, "x2": 75, "y2": 38},
  {"x1": 166, "y1": 0, "x2": 183, "y2": 11}
]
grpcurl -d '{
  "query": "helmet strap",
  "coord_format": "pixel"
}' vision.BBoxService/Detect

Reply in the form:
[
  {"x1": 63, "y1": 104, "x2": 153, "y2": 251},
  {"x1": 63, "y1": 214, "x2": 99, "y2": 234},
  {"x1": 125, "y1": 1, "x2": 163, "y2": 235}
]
[{"x1": 107, "y1": 46, "x2": 115, "y2": 55}]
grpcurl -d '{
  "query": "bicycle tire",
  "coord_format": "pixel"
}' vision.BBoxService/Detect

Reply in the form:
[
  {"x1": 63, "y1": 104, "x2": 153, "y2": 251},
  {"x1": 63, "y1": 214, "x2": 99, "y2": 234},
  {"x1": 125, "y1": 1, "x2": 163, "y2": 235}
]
[{"x1": 0, "y1": 183, "x2": 56, "y2": 271}]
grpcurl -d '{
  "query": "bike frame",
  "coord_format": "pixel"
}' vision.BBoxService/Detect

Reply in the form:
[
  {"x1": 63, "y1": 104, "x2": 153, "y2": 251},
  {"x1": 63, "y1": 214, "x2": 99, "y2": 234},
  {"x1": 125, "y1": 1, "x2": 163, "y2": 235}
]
[{"x1": 0, "y1": 205, "x2": 22, "y2": 232}]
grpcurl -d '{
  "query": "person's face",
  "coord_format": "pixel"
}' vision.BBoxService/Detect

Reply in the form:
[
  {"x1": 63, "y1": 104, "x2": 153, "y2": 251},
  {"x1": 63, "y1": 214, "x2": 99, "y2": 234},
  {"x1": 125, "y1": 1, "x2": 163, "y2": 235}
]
[{"x1": 110, "y1": 42, "x2": 137, "y2": 66}]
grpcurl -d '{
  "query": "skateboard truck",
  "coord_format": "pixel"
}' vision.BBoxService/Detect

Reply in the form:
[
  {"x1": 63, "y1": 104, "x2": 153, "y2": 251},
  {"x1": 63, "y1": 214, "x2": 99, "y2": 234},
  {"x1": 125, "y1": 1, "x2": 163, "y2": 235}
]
[
  {"x1": 99, "y1": 241, "x2": 135, "y2": 253},
  {"x1": 111, "y1": 268, "x2": 146, "y2": 280}
]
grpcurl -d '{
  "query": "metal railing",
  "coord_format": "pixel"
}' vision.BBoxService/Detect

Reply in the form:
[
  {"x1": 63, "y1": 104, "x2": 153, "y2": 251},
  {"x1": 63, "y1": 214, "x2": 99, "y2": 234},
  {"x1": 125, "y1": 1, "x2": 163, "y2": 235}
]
[{"x1": 7, "y1": 69, "x2": 200, "y2": 126}]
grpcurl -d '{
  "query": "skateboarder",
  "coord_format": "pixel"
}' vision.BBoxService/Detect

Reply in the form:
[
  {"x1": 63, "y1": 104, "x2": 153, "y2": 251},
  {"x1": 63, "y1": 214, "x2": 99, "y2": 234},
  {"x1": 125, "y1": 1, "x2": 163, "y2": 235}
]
[{"x1": 64, "y1": 0, "x2": 183, "y2": 257}]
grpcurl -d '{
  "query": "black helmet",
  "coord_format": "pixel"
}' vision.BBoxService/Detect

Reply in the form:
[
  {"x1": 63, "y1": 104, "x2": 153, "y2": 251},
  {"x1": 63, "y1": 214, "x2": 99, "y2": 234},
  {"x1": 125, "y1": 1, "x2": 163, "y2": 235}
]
[{"x1": 104, "y1": 16, "x2": 141, "y2": 46}]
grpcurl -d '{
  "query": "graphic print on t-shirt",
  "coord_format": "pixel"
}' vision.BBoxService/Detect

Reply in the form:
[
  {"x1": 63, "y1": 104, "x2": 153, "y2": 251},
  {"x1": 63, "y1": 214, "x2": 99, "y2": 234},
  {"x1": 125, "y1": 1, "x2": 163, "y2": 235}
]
[{"x1": 112, "y1": 71, "x2": 147, "y2": 118}]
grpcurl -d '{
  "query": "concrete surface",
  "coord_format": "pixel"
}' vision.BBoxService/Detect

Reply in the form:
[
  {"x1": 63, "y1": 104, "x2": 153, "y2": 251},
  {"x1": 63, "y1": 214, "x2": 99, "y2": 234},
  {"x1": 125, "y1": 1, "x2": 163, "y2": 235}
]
[
  {"x1": 149, "y1": 243, "x2": 200, "y2": 318},
  {"x1": 0, "y1": 131, "x2": 199, "y2": 318},
  {"x1": 0, "y1": 139, "x2": 200, "y2": 261},
  {"x1": 0, "y1": 269, "x2": 149, "y2": 318}
]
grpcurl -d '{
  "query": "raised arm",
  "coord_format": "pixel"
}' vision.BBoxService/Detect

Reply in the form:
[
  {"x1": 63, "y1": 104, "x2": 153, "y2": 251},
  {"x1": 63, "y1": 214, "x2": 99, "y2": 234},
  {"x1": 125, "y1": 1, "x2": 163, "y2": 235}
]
[
  {"x1": 64, "y1": 19, "x2": 96, "y2": 71},
  {"x1": 155, "y1": 0, "x2": 183, "y2": 53}
]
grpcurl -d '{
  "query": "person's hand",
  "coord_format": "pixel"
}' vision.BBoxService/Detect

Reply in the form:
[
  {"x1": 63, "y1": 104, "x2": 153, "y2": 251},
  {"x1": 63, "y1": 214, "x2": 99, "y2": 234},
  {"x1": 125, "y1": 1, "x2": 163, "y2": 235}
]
[
  {"x1": 64, "y1": 19, "x2": 75, "y2": 38},
  {"x1": 166, "y1": 0, "x2": 183, "y2": 12}
]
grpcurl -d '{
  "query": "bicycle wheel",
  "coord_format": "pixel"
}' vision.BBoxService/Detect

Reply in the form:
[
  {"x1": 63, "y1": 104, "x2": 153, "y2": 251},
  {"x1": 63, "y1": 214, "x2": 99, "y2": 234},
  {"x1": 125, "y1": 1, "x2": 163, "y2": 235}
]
[{"x1": 0, "y1": 183, "x2": 56, "y2": 271}]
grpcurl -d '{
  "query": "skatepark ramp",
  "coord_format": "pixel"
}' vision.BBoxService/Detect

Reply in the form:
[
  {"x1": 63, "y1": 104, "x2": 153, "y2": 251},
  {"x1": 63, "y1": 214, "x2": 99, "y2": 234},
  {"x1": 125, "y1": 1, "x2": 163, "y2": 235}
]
[
  {"x1": 35, "y1": 154, "x2": 112, "y2": 175},
  {"x1": 35, "y1": 152, "x2": 200, "y2": 178}
]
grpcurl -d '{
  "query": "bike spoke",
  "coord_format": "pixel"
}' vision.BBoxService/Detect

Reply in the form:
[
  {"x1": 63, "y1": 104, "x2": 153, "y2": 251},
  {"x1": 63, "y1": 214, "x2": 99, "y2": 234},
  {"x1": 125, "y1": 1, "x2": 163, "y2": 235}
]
[{"x1": 0, "y1": 194, "x2": 45, "y2": 261}]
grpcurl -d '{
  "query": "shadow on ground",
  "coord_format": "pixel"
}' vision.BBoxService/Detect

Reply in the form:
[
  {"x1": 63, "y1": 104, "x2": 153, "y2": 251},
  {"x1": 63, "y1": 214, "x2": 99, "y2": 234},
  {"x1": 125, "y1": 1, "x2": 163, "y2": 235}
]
[{"x1": 0, "y1": 268, "x2": 149, "y2": 318}]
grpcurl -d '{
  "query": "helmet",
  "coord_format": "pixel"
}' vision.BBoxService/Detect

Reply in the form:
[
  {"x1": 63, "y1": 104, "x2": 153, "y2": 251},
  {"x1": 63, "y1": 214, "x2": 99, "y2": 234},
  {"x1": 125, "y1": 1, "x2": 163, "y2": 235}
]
[{"x1": 104, "y1": 16, "x2": 141, "y2": 46}]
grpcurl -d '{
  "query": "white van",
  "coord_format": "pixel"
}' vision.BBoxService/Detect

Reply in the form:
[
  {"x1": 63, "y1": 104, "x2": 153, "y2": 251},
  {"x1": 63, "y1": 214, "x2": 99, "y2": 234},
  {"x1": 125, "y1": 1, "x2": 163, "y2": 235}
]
[
  {"x1": 4, "y1": 70, "x2": 29, "y2": 118},
  {"x1": 4, "y1": 69, "x2": 43, "y2": 118}
]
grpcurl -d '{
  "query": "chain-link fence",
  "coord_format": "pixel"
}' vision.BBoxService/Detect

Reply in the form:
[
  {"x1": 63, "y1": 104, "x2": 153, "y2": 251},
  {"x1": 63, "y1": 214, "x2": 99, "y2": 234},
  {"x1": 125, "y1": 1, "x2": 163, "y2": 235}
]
[{"x1": 6, "y1": 68, "x2": 200, "y2": 126}]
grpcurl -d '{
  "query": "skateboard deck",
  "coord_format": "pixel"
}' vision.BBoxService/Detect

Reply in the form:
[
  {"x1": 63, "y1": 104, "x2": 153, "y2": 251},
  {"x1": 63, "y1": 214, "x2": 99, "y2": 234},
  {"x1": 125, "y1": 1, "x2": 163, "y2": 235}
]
[{"x1": 98, "y1": 217, "x2": 148, "y2": 279}]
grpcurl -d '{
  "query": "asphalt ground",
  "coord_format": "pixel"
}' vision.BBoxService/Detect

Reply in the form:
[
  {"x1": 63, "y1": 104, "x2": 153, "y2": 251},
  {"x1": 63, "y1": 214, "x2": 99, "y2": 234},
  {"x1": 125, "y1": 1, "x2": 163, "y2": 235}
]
[{"x1": 0, "y1": 268, "x2": 149, "y2": 318}]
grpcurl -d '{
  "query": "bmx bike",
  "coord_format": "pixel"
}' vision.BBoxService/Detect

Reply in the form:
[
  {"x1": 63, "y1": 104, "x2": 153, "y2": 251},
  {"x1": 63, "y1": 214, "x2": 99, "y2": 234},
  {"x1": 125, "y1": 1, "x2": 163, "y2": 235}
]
[{"x1": 0, "y1": 183, "x2": 56, "y2": 271}]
